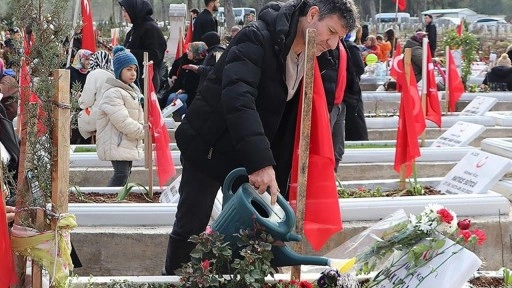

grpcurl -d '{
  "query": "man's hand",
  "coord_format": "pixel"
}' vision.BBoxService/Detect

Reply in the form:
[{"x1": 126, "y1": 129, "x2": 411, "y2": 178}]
[
  {"x1": 5, "y1": 206, "x2": 15, "y2": 223},
  {"x1": 248, "y1": 166, "x2": 280, "y2": 205},
  {"x1": 182, "y1": 64, "x2": 199, "y2": 72}
]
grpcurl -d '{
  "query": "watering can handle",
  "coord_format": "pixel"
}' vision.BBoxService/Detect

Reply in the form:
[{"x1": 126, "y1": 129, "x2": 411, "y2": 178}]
[{"x1": 222, "y1": 168, "x2": 248, "y2": 206}]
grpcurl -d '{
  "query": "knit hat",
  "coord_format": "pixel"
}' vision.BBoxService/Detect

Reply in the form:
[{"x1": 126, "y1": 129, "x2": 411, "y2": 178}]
[
  {"x1": 201, "y1": 32, "x2": 221, "y2": 49},
  {"x1": 112, "y1": 46, "x2": 138, "y2": 80},
  {"x1": 496, "y1": 53, "x2": 511, "y2": 67}
]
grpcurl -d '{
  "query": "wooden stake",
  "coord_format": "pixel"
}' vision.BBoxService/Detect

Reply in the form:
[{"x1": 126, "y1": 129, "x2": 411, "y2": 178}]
[
  {"x1": 290, "y1": 28, "x2": 316, "y2": 281},
  {"x1": 399, "y1": 48, "x2": 413, "y2": 190},
  {"x1": 420, "y1": 37, "x2": 428, "y2": 147},
  {"x1": 51, "y1": 69, "x2": 71, "y2": 215},
  {"x1": 445, "y1": 46, "x2": 451, "y2": 113},
  {"x1": 143, "y1": 52, "x2": 153, "y2": 196}
]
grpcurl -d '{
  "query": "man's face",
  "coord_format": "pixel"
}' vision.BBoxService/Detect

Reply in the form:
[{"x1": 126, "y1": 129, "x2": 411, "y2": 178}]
[
  {"x1": 212, "y1": 0, "x2": 220, "y2": 12},
  {"x1": 122, "y1": 7, "x2": 132, "y2": 23},
  {"x1": 424, "y1": 16, "x2": 432, "y2": 24},
  {"x1": 303, "y1": 7, "x2": 347, "y2": 56}
]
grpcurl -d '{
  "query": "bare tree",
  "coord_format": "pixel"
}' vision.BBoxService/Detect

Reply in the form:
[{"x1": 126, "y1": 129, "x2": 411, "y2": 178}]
[
  {"x1": 225, "y1": 0, "x2": 235, "y2": 30},
  {"x1": 188, "y1": 0, "x2": 194, "y2": 18},
  {"x1": 161, "y1": 0, "x2": 166, "y2": 23}
]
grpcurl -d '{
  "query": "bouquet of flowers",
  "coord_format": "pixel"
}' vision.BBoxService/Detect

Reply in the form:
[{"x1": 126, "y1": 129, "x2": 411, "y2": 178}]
[{"x1": 330, "y1": 204, "x2": 487, "y2": 288}]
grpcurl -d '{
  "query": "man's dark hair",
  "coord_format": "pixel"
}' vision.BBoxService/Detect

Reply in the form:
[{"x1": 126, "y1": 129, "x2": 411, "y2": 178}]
[
  {"x1": 300, "y1": 0, "x2": 359, "y2": 33},
  {"x1": 425, "y1": 14, "x2": 433, "y2": 20},
  {"x1": 191, "y1": 8, "x2": 200, "y2": 15},
  {"x1": 204, "y1": 0, "x2": 216, "y2": 6}
]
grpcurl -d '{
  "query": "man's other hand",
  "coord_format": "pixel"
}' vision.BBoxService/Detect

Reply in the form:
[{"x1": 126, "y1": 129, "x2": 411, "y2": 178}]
[{"x1": 248, "y1": 166, "x2": 279, "y2": 205}]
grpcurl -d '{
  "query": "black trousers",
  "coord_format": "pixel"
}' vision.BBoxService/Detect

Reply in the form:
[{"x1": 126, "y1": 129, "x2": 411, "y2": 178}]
[{"x1": 165, "y1": 160, "x2": 221, "y2": 274}]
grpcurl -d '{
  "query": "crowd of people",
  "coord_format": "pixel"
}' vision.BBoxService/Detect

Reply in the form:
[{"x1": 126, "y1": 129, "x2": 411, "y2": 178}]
[{"x1": 3, "y1": 0, "x2": 512, "y2": 277}]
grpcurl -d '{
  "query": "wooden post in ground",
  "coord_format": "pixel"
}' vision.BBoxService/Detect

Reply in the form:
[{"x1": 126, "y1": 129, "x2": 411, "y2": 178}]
[
  {"x1": 399, "y1": 48, "x2": 413, "y2": 190},
  {"x1": 420, "y1": 37, "x2": 428, "y2": 147},
  {"x1": 143, "y1": 52, "x2": 153, "y2": 196},
  {"x1": 445, "y1": 46, "x2": 451, "y2": 113},
  {"x1": 290, "y1": 28, "x2": 316, "y2": 281}
]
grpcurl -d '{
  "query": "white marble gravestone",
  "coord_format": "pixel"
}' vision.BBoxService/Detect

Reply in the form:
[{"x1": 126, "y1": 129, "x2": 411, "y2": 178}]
[
  {"x1": 460, "y1": 96, "x2": 498, "y2": 116},
  {"x1": 430, "y1": 121, "x2": 486, "y2": 147},
  {"x1": 437, "y1": 150, "x2": 512, "y2": 195}
]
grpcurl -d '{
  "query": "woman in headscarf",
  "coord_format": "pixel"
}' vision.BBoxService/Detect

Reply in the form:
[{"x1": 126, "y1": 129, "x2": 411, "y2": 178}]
[
  {"x1": 67, "y1": 49, "x2": 92, "y2": 144},
  {"x1": 165, "y1": 41, "x2": 207, "y2": 119},
  {"x1": 78, "y1": 50, "x2": 114, "y2": 141}
]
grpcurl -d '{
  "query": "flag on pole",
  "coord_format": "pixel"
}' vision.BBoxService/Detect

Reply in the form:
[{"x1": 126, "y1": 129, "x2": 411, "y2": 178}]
[
  {"x1": 23, "y1": 32, "x2": 34, "y2": 56},
  {"x1": 394, "y1": 58, "x2": 426, "y2": 177},
  {"x1": 80, "y1": 0, "x2": 96, "y2": 52},
  {"x1": 289, "y1": 59, "x2": 342, "y2": 251},
  {"x1": 147, "y1": 62, "x2": 176, "y2": 187},
  {"x1": 111, "y1": 28, "x2": 118, "y2": 47},
  {"x1": 457, "y1": 19, "x2": 464, "y2": 36},
  {"x1": 390, "y1": 40, "x2": 403, "y2": 91},
  {"x1": 425, "y1": 47, "x2": 442, "y2": 127},
  {"x1": 393, "y1": 0, "x2": 406, "y2": 11},
  {"x1": 448, "y1": 51, "x2": 465, "y2": 112},
  {"x1": 0, "y1": 198, "x2": 17, "y2": 287},
  {"x1": 19, "y1": 60, "x2": 47, "y2": 136},
  {"x1": 184, "y1": 20, "x2": 193, "y2": 49}
]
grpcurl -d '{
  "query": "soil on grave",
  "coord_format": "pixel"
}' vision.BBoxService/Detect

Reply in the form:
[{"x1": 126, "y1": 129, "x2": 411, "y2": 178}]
[
  {"x1": 338, "y1": 185, "x2": 443, "y2": 198},
  {"x1": 467, "y1": 276, "x2": 505, "y2": 288},
  {"x1": 68, "y1": 192, "x2": 162, "y2": 203}
]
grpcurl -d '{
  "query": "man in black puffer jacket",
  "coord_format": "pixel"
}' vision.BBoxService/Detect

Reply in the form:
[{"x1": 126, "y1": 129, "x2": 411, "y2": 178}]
[
  {"x1": 119, "y1": 0, "x2": 166, "y2": 92},
  {"x1": 164, "y1": 0, "x2": 359, "y2": 275}
]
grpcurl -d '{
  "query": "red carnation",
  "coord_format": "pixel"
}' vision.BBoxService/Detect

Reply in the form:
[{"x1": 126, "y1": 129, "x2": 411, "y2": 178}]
[
  {"x1": 299, "y1": 281, "x2": 314, "y2": 288},
  {"x1": 457, "y1": 219, "x2": 471, "y2": 230},
  {"x1": 459, "y1": 230, "x2": 472, "y2": 243},
  {"x1": 472, "y1": 229, "x2": 487, "y2": 245},
  {"x1": 437, "y1": 208, "x2": 454, "y2": 224},
  {"x1": 201, "y1": 259, "x2": 210, "y2": 271}
]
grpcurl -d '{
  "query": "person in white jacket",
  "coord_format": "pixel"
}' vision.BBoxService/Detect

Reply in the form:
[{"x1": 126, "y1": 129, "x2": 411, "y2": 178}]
[
  {"x1": 96, "y1": 46, "x2": 145, "y2": 187},
  {"x1": 78, "y1": 50, "x2": 114, "y2": 140}
]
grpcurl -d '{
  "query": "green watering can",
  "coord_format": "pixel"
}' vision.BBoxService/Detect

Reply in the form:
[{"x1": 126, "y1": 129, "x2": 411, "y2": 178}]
[{"x1": 212, "y1": 168, "x2": 331, "y2": 267}]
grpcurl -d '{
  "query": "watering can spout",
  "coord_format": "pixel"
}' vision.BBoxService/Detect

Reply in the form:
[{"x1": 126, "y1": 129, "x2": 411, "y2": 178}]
[{"x1": 271, "y1": 245, "x2": 329, "y2": 267}]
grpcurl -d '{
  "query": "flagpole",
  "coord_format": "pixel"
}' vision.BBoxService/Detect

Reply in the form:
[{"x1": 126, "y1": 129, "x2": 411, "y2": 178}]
[
  {"x1": 290, "y1": 28, "x2": 316, "y2": 281},
  {"x1": 445, "y1": 46, "x2": 450, "y2": 113},
  {"x1": 394, "y1": 0, "x2": 399, "y2": 37},
  {"x1": 143, "y1": 52, "x2": 154, "y2": 197},
  {"x1": 400, "y1": 48, "x2": 413, "y2": 190},
  {"x1": 420, "y1": 37, "x2": 428, "y2": 147},
  {"x1": 67, "y1": 0, "x2": 81, "y2": 67}
]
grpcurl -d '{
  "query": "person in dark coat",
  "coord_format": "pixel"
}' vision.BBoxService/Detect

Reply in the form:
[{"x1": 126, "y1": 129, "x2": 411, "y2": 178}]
[
  {"x1": 403, "y1": 31, "x2": 428, "y2": 83},
  {"x1": 163, "y1": 0, "x2": 359, "y2": 275},
  {"x1": 119, "y1": 0, "x2": 167, "y2": 92},
  {"x1": 424, "y1": 14, "x2": 437, "y2": 56},
  {"x1": 482, "y1": 53, "x2": 512, "y2": 91},
  {"x1": 192, "y1": 0, "x2": 219, "y2": 42},
  {"x1": 182, "y1": 31, "x2": 225, "y2": 90}
]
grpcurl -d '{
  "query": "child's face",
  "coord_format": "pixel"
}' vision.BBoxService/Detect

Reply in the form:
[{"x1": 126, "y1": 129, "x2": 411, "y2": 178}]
[{"x1": 120, "y1": 64, "x2": 137, "y2": 85}]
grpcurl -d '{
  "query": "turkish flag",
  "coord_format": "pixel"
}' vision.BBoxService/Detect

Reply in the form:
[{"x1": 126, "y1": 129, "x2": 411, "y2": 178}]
[
  {"x1": 448, "y1": 51, "x2": 465, "y2": 112},
  {"x1": 184, "y1": 20, "x2": 193, "y2": 49},
  {"x1": 425, "y1": 47, "x2": 442, "y2": 127},
  {"x1": 457, "y1": 19, "x2": 464, "y2": 36},
  {"x1": 19, "y1": 60, "x2": 47, "y2": 136},
  {"x1": 0, "y1": 199, "x2": 17, "y2": 287},
  {"x1": 389, "y1": 41, "x2": 403, "y2": 92},
  {"x1": 81, "y1": 0, "x2": 96, "y2": 52},
  {"x1": 23, "y1": 33, "x2": 35, "y2": 56},
  {"x1": 289, "y1": 59, "x2": 342, "y2": 251},
  {"x1": 394, "y1": 59, "x2": 425, "y2": 177},
  {"x1": 147, "y1": 62, "x2": 176, "y2": 187},
  {"x1": 111, "y1": 29, "x2": 118, "y2": 47},
  {"x1": 393, "y1": 0, "x2": 406, "y2": 11}
]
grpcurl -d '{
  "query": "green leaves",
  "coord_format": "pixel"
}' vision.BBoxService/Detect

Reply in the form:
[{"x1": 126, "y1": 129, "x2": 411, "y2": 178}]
[{"x1": 116, "y1": 182, "x2": 152, "y2": 201}]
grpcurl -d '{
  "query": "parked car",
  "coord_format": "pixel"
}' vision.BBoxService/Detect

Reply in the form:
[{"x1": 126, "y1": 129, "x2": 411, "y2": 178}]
[{"x1": 473, "y1": 17, "x2": 507, "y2": 26}]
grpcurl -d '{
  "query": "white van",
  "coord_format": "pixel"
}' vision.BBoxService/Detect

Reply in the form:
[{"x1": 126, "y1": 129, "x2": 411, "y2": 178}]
[
  {"x1": 375, "y1": 13, "x2": 411, "y2": 24},
  {"x1": 217, "y1": 7, "x2": 256, "y2": 26}
]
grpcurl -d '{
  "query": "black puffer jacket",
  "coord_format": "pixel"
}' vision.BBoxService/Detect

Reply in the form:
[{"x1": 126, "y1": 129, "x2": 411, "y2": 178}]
[
  {"x1": 175, "y1": 0, "x2": 304, "y2": 183},
  {"x1": 119, "y1": 0, "x2": 166, "y2": 91},
  {"x1": 483, "y1": 65, "x2": 512, "y2": 91},
  {"x1": 197, "y1": 45, "x2": 225, "y2": 89}
]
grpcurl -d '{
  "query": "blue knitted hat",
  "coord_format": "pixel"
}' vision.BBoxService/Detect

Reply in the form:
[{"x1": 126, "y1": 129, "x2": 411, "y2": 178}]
[{"x1": 112, "y1": 46, "x2": 138, "y2": 80}]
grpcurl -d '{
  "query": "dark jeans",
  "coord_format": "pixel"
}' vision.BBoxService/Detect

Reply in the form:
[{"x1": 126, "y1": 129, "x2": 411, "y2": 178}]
[
  {"x1": 108, "y1": 160, "x2": 133, "y2": 187},
  {"x1": 329, "y1": 103, "x2": 346, "y2": 172},
  {"x1": 165, "y1": 160, "x2": 221, "y2": 274}
]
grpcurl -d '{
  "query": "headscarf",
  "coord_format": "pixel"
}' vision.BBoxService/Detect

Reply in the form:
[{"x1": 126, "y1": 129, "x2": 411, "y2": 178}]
[
  {"x1": 187, "y1": 42, "x2": 208, "y2": 61},
  {"x1": 88, "y1": 50, "x2": 112, "y2": 71},
  {"x1": 71, "y1": 49, "x2": 93, "y2": 74}
]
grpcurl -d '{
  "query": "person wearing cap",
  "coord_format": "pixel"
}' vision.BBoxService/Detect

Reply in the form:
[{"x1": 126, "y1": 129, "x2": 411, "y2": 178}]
[
  {"x1": 119, "y1": 0, "x2": 166, "y2": 93},
  {"x1": 0, "y1": 58, "x2": 19, "y2": 121},
  {"x1": 424, "y1": 14, "x2": 437, "y2": 56},
  {"x1": 482, "y1": 54, "x2": 512, "y2": 91},
  {"x1": 404, "y1": 31, "x2": 428, "y2": 83},
  {"x1": 3, "y1": 27, "x2": 22, "y2": 68},
  {"x1": 96, "y1": 46, "x2": 145, "y2": 187}
]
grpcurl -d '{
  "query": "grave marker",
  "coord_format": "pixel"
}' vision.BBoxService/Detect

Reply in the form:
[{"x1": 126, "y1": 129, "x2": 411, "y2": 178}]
[
  {"x1": 460, "y1": 96, "x2": 498, "y2": 116},
  {"x1": 159, "y1": 175, "x2": 181, "y2": 203},
  {"x1": 437, "y1": 150, "x2": 512, "y2": 194},
  {"x1": 430, "y1": 121, "x2": 485, "y2": 147}
]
